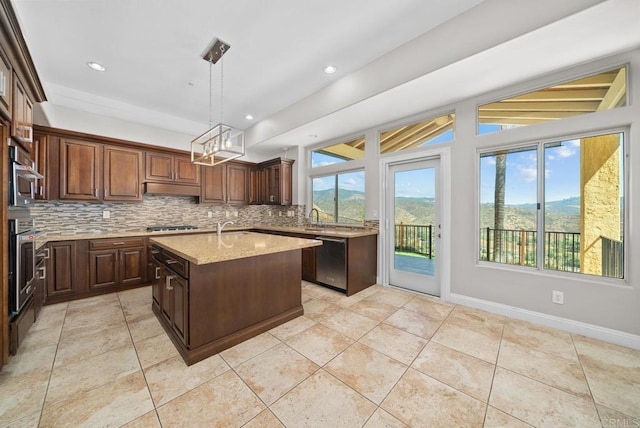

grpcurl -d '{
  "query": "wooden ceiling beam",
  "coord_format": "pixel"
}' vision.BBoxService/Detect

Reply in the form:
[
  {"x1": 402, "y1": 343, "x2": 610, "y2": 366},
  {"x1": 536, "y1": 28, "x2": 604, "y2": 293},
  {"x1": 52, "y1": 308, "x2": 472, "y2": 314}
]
[
  {"x1": 319, "y1": 143, "x2": 365, "y2": 160},
  {"x1": 507, "y1": 88, "x2": 607, "y2": 102},
  {"x1": 553, "y1": 72, "x2": 618, "y2": 89},
  {"x1": 382, "y1": 120, "x2": 452, "y2": 153},
  {"x1": 481, "y1": 101, "x2": 600, "y2": 112},
  {"x1": 597, "y1": 67, "x2": 626, "y2": 111},
  {"x1": 479, "y1": 111, "x2": 584, "y2": 121}
]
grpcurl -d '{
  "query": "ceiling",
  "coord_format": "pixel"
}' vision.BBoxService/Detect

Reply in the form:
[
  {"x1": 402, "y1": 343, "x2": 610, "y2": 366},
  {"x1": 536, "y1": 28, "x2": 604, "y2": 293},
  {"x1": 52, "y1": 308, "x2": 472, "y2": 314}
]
[{"x1": 11, "y1": 0, "x2": 640, "y2": 158}]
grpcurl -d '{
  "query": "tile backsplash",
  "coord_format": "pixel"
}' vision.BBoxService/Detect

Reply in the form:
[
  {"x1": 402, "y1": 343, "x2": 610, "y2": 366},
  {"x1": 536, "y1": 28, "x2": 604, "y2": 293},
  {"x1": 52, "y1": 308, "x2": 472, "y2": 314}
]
[{"x1": 30, "y1": 195, "x2": 307, "y2": 234}]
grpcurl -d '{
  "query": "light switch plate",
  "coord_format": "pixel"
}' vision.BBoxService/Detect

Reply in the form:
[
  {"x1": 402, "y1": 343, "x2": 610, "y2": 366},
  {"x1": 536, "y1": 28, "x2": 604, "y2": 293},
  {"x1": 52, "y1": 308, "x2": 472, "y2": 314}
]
[{"x1": 102, "y1": 210, "x2": 110, "y2": 219}]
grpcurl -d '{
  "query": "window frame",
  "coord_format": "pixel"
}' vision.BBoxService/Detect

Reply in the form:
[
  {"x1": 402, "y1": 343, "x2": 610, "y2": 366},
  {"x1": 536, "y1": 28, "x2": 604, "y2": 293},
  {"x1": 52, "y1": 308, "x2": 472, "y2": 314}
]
[
  {"x1": 476, "y1": 126, "x2": 629, "y2": 283},
  {"x1": 310, "y1": 168, "x2": 366, "y2": 226}
]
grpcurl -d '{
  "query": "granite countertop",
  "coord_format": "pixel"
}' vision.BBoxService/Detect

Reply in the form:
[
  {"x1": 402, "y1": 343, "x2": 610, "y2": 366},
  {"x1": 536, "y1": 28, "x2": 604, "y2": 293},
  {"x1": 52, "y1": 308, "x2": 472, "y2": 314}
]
[
  {"x1": 39, "y1": 224, "x2": 377, "y2": 247},
  {"x1": 150, "y1": 231, "x2": 322, "y2": 265}
]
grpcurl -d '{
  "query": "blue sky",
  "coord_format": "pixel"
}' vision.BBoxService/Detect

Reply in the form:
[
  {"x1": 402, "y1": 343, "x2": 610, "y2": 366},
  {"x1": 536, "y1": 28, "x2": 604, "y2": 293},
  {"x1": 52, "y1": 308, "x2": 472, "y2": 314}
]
[
  {"x1": 313, "y1": 171, "x2": 365, "y2": 192},
  {"x1": 395, "y1": 168, "x2": 435, "y2": 198}
]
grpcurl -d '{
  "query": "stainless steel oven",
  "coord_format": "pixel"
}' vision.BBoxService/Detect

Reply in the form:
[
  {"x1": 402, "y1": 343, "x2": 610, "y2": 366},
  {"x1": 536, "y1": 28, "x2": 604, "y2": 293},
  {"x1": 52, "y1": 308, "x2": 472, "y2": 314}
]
[
  {"x1": 9, "y1": 145, "x2": 43, "y2": 207},
  {"x1": 8, "y1": 211, "x2": 40, "y2": 314}
]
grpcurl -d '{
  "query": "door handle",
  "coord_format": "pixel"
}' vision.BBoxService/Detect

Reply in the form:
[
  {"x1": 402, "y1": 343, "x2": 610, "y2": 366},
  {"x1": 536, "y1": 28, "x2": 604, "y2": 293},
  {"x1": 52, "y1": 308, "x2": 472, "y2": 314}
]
[{"x1": 165, "y1": 275, "x2": 175, "y2": 290}]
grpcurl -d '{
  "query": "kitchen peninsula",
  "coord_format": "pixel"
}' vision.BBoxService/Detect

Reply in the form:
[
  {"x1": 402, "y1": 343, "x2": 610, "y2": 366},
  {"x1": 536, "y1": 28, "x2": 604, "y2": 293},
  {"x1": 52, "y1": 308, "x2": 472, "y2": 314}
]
[{"x1": 149, "y1": 231, "x2": 321, "y2": 365}]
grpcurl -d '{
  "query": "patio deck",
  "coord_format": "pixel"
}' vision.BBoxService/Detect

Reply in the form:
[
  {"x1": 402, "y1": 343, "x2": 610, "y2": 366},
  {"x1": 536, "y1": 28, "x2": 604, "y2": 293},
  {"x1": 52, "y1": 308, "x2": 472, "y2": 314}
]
[{"x1": 394, "y1": 253, "x2": 435, "y2": 276}]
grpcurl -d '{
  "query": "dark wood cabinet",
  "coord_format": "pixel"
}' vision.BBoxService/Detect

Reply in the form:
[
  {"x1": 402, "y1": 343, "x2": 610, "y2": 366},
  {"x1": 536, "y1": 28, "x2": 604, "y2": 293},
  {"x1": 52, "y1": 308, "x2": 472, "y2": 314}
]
[
  {"x1": 11, "y1": 72, "x2": 33, "y2": 152},
  {"x1": 0, "y1": 47, "x2": 12, "y2": 120},
  {"x1": 47, "y1": 241, "x2": 79, "y2": 298},
  {"x1": 256, "y1": 158, "x2": 294, "y2": 205},
  {"x1": 302, "y1": 246, "x2": 317, "y2": 282},
  {"x1": 200, "y1": 162, "x2": 250, "y2": 204},
  {"x1": 59, "y1": 138, "x2": 102, "y2": 201},
  {"x1": 89, "y1": 238, "x2": 147, "y2": 290},
  {"x1": 152, "y1": 248, "x2": 188, "y2": 345},
  {"x1": 33, "y1": 132, "x2": 48, "y2": 200},
  {"x1": 104, "y1": 145, "x2": 143, "y2": 201},
  {"x1": 145, "y1": 151, "x2": 200, "y2": 185}
]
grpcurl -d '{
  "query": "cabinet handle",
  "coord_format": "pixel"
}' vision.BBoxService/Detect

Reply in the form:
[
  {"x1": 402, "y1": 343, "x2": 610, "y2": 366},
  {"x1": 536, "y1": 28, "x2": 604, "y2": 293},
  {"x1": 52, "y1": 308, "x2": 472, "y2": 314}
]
[
  {"x1": 37, "y1": 266, "x2": 46, "y2": 280},
  {"x1": 165, "y1": 275, "x2": 175, "y2": 291},
  {"x1": 112, "y1": 242, "x2": 125, "y2": 245},
  {"x1": 104, "y1": 188, "x2": 107, "y2": 198},
  {"x1": 166, "y1": 259, "x2": 178, "y2": 264},
  {"x1": 93, "y1": 189, "x2": 98, "y2": 198},
  {"x1": 151, "y1": 249, "x2": 160, "y2": 254},
  {"x1": 23, "y1": 126, "x2": 33, "y2": 143},
  {"x1": 39, "y1": 185, "x2": 44, "y2": 196},
  {"x1": 0, "y1": 71, "x2": 5, "y2": 97},
  {"x1": 155, "y1": 266, "x2": 161, "y2": 279},
  {"x1": 43, "y1": 247, "x2": 50, "y2": 259}
]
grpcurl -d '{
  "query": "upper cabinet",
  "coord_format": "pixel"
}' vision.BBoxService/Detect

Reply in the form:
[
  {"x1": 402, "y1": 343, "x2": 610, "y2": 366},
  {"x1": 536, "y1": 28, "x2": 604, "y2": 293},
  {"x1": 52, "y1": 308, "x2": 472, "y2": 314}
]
[
  {"x1": 59, "y1": 138, "x2": 142, "y2": 202},
  {"x1": 145, "y1": 152, "x2": 200, "y2": 186},
  {"x1": 0, "y1": 47, "x2": 11, "y2": 120},
  {"x1": 200, "y1": 162, "x2": 249, "y2": 205},
  {"x1": 11, "y1": 73, "x2": 33, "y2": 152},
  {"x1": 257, "y1": 158, "x2": 294, "y2": 206}
]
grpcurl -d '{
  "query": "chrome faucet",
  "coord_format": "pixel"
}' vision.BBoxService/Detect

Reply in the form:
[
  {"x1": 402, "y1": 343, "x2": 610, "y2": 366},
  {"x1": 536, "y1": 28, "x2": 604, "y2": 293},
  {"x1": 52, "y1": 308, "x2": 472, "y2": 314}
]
[
  {"x1": 217, "y1": 221, "x2": 234, "y2": 237},
  {"x1": 309, "y1": 208, "x2": 320, "y2": 225}
]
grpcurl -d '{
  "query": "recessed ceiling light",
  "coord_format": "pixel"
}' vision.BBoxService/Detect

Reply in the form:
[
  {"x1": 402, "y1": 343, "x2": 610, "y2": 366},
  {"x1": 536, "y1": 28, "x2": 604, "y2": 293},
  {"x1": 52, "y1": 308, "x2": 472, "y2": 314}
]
[
  {"x1": 245, "y1": 114, "x2": 254, "y2": 120},
  {"x1": 308, "y1": 134, "x2": 318, "y2": 138},
  {"x1": 87, "y1": 61, "x2": 106, "y2": 72},
  {"x1": 323, "y1": 65, "x2": 337, "y2": 74}
]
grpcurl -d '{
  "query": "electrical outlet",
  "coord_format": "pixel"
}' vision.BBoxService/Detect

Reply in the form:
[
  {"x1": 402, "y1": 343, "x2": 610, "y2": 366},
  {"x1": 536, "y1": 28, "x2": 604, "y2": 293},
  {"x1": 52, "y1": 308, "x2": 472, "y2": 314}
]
[
  {"x1": 278, "y1": 211, "x2": 282, "y2": 216},
  {"x1": 102, "y1": 210, "x2": 110, "y2": 219},
  {"x1": 225, "y1": 211, "x2": 229, "y2": 218},
  {"x1": 268, "y1": 211, "x2": 272, "y2": 216},
  {"x1": 208, "y1": 211, "x2": 213, "y2": 218},
  {"x1": 552, "y1": 290, "x2": 564, "y2": 305},
  {"x1": 233, "y1": 211, "x2": 238, "y2": 217}
]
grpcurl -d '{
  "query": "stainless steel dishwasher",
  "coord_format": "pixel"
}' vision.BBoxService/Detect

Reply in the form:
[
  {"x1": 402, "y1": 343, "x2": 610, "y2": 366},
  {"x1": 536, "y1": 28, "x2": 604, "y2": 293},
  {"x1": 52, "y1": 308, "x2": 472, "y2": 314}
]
[{"x1": 315, "y1": 236, "x2": 347, "y2": 290}]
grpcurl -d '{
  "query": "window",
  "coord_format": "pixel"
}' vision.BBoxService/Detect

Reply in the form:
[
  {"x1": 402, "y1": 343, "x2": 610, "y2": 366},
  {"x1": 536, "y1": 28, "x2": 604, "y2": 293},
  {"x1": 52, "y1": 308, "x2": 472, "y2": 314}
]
[
  {"x1": 311, "y1": 136, "x2": 365, "y2": 168},
  {"x1": 479, "y1": 131, "x2": 625, "y2": 279},
  {"x1": 478, "y1": 66, "x2": 627, "y2": 135},
  {"x1": 311, "y1": 170, "x2": 365, "y2": 224},
  {"x1": 380, "y1": 113, "x2": 454, "y2": 154}
]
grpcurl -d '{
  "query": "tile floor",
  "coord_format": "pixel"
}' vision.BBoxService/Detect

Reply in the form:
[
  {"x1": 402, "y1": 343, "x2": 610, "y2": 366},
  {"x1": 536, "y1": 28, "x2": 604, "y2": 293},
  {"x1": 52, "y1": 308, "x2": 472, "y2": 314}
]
[{"x1": 1, "y1": 281, "x2": 639, "y2": 427}]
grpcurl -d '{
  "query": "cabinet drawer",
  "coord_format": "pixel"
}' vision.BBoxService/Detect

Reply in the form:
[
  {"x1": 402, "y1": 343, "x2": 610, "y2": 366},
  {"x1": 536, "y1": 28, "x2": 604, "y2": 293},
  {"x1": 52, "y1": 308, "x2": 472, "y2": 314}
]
[
  {"x1": 90, "y1": 237, "x2": 145, "y2": 250},
  {"x1": 152, "y1": 247, "x2": 188, "y2": 278}
]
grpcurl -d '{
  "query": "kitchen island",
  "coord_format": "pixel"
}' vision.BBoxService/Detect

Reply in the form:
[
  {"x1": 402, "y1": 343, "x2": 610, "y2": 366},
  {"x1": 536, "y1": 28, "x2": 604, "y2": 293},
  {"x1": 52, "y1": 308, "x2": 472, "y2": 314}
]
[{"x1": 149, "y1": 232, "x2": 321, "y2": 365}]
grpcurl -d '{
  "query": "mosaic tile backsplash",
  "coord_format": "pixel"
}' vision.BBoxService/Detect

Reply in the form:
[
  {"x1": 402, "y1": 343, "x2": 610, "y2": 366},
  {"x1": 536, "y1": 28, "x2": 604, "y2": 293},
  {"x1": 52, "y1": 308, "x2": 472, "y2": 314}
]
[{"x1": 30, "y1": 195, "x2": 308, "y2": 234}]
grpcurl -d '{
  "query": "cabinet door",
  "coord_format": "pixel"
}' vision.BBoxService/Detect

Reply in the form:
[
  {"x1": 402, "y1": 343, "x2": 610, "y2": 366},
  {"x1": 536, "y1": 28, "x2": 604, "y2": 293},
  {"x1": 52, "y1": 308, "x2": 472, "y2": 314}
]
[
  {"x1": 145, "y1": 152, "x2": 174, "y2": 182},
  {"x1": 34, "y1": 133, "x2": 48, "y2": 200},
  {"x1": 161, "y1": 272, "x2": 173, "y2": 323},
  {"x1": 302, "y1": 246, "x2": 317, "y2": 282},
  {"x1": 266, "y1": 165, "x2": 280, "y2": 204},
  {"x1": 119, "y1": 247, "x2": 146, "y2": 286},
  {"x1": 200, "y1": 163, "x2": 226, "y2": 203},
  {"x1": 170, "y1": 274, "x2": 188, "y2": 345},
  {"x1": 89, "y1": 250, "x2": 118, "y2": 289},
  {"x1": 174, "y1": 155, "x2": 200, "y2": 185},
  {"x1": 0, "y1": 48, "x2": 11, "y2": 119},
  {"x1": 280, "y1": 161, "x2": 293, "y2": 206},
  {"x1": 151, "y1": 257, "x2": 164, "y2": 309},
  {"x1": 47, "y1": 242, "x2": 76, "y2": 297},
  {"x1": 59, "y1": 139, "x2": 102, "y2": 201},
  {"x1": 227, "y1": 163, "x2": 249, "y2": 204},
  {"x1": 104, "y1": 146, "x2": 142, "y2": 201}
]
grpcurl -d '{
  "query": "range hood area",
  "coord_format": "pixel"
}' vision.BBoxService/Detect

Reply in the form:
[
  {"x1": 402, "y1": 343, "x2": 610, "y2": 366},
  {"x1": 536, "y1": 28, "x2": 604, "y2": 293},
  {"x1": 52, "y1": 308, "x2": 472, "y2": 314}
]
[{"x1": 143, "y1": 182, "x2": 200, "y2": 197}]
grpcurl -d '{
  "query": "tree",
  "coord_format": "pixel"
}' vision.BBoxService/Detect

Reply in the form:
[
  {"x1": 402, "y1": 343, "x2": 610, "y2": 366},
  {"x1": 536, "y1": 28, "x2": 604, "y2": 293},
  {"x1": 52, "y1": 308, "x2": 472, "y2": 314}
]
[{"x1": 494, "y1": 153, "x2": 507, "y2": 262}]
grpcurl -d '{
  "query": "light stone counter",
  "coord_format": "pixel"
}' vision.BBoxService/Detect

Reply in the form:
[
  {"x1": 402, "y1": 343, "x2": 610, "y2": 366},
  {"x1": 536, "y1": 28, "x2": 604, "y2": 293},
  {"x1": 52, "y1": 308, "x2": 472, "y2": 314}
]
[{"x1": 150, "y1": 231, "x2": 322, "y2": 265}]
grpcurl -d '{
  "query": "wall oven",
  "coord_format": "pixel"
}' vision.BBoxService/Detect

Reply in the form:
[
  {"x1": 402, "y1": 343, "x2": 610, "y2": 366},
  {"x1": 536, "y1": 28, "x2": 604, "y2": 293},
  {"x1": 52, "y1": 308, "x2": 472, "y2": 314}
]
[
  {"x1": 8, "y1": 210, "x2": 40, "y2": 314},
  {"x1": 9, "y1": 145, "x2": 42, "y2": 207}
]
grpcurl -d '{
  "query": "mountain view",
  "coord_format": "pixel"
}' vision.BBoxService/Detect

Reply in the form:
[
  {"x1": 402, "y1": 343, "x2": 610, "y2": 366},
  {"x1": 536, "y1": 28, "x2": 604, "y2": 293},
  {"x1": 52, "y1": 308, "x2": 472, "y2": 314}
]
[{"x1": 313, "y1": 189, "x2": 582, "y2": 232}]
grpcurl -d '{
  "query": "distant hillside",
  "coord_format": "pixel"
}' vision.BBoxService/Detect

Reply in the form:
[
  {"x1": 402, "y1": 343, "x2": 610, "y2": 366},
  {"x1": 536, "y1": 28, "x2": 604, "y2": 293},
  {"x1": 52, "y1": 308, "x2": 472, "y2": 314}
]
[{"x1": 313, "y1": 189, "x2": 583, "y2": 231}]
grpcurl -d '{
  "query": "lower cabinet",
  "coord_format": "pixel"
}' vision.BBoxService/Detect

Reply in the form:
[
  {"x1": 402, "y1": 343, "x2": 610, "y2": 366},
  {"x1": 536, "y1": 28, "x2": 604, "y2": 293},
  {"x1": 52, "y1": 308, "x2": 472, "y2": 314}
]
[
  {"x1": 151, "y1": 247, "x2": 188, "y2": 345},
  {"x1": 47, "y1": 240, "x2": 85, "y2": 300},
  {"x1": 89, "y1": 237, "x2": 147, "y2": 289},
  {"x1": 301, "y1": 246, "x2": 317, "y2": 282}
]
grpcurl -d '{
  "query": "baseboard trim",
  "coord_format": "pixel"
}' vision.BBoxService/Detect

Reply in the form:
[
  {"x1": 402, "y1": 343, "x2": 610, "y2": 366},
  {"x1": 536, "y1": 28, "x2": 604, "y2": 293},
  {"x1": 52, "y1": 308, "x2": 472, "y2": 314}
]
[{"x1": 449, "y1": 293, "x2": 640, "y2": 350}]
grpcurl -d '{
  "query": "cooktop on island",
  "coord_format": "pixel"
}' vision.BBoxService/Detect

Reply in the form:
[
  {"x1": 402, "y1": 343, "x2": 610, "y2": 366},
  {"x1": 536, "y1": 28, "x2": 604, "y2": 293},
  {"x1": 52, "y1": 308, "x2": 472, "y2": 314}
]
[{"x1": 146, "y1": 225, "x2": 198, "y2": 232}]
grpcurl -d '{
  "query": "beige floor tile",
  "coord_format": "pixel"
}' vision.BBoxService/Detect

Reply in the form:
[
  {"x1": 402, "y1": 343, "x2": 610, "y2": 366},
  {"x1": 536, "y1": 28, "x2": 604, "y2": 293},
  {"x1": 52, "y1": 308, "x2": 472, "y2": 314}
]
[
  {"x1": 65, "y1": 296, "x2": 122, "y2": 321},
  {"x1": 0, "y1": 411, "x2": 40, "y2": 428},
  {"x1": 325, "y1": 342, "x2": 407, "y2": 404},
  {"x1": 301, "y1": 281, "x2": 326, "y2": 298},
  {"x1": 123, "y1": 301, "x2": 154, "y2": 322},
  {"x1": 46, "y1": 344, "x2": 140, "y2": 404},
  {"x1": 348, "y1": 298, "x2": 398, "y2": 322},
  {"x1": 220, "y1": 332, "x2": 281, "y2": 368},
  {"x1": 596, "y1": 404, "x2": 639, "y2": 428},
  {"x1": 118, "y1": 286, "x2": 152, "y2": 310},
  {"x1": 0, "y1": 369, "x2": 49, "y2": 425},
  {"x1": 67, "y1": 292, "x2": 120, "y2": 310},
  {"x1": 359, "y1": 323, "x2": 427, "y2": 365},
  {"x1": 489, "y1": 367, "x2": 601, "y2": 427},
  {"x1": 573, "y1": 334, "x2": 640, "y2": 418},
  {"x1": 365, "y1": 287, "x2": 415, "y2": 307},
  {"x1": 2, "y1": 343, "x2": 57, "y2": 376},
  {"x1": 61, "y1": 310, "x2": 127, "y2": 339},
  {"x1": 497, "y1": 340, "x2": 590, "y2": 399},
  {"x1": 243, "y1": 409, "x2": 284, "y2": 427},
  {"x1": 270, "y1": 369, "x2": 377, "y2": 427},
  {"x1": 483, "y1": 406, "x2": 533, "y2": 427},
  {"x1": 144, "y1": 354, "x2": 230, "y2": 406},
  {"x1": 381, "y1": 368, "x2": 486, "y2": 427},
  {"x1": 302, "y1": 298, "x2": 342, "y2": 321},
  {"x1": 40, "y1": 371, "x2": 153, "y2": 428},
  {"x1": 363, "y1": 408, "x2": 408, "y2": 427},
  {"x1": 384, "y1": 307, "x2": 444, "y2": 339},
  {"x1": 30, "y1": 302, "x2": 67, "y2": 333},
  {"x1": 270, "y1": 316, "x2": 317, "y2": 341},
  {"x1": 503, "y1": 318, "x2": 577, "y2": 360},
  {"x1": 19, "y1": 324, "x2": 62, "y2": 351},
  {"x1": 431, "y1": 312, "x2": 503, "y2": 363},
  {"x1": 126, "y1": 312, "x2": 165, "y2": 343},
  {"x1": 157, "y1": 370, "x2": 265, "y2": 426},
  {"x1": 236, "y1": 343, "x2": 318, "y2": 405},
  {"x1": 285, "y1": 323, "x2": 354, "y2": 366},
  {"x1": 412, "y1": 341, "x2": 495, "y2": 402},
  {"x1": 120, "y1": 410, "x2": 161, "y2": 428},
  {"x1": 402, "y1": 294, "x2": 454, "y2": 319},
  {"x1": 134, "y1": 332, "x2": 180, "y2": 369},
  {"x1": 320, "y1": 309, "x2": 379, "y2": 340},
  {"x1": 54, "y1": 324, "x2": 133, "y2": 367}
]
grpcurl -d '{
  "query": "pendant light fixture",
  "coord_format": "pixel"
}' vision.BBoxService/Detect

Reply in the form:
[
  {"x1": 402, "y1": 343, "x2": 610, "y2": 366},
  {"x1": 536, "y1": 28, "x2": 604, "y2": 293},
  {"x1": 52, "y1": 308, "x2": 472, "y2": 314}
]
[{"x1": 191, "y1": 38, "x2": 245, "y2": 166}]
